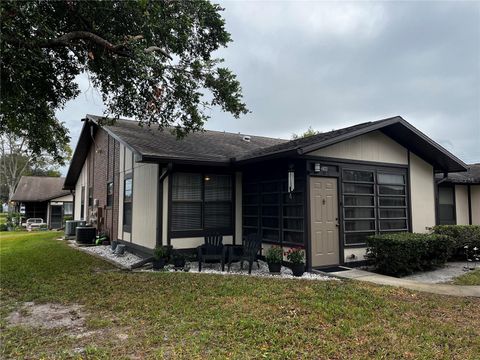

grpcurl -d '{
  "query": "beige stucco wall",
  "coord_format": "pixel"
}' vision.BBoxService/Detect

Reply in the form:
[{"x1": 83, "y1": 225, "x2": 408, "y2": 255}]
[
  {"x1": 51, "y1": 194, "x2": 74, "y2": 203},
  {"x1": 307, "y1": 131, "x2": 408, "y2": 165},
  {"x1": 171, "y1": 236, "x2": 234, "y2": 249},
  {"x1": 409, "y1": 152, "x2": 435, "y2": 232},
  {"x1": 74, "y1": 161, "x2": 88, "y2": 220},
  {"x1": 471, "y1": 185, "x2": 480, "y2": 225},
  {"x1": 455, "y1": 185, "x2": 470, "y2": 225},
  {"x1": 131, "y1": 163, "x2": 158, "y2": 249},
  {"x1": 344, "y1": 247, "x2": 368, "y2": 263}
]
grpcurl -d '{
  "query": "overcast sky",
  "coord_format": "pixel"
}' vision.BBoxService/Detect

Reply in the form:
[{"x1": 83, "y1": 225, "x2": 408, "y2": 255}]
[{"x1": 57, "y1": 0, "x2": 480, "y2": 174}]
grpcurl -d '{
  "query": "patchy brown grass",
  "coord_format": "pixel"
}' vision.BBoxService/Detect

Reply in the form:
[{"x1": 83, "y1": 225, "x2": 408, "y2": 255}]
[{"x1": 1, "y1": 231, "x2": 479, "y2": 359}]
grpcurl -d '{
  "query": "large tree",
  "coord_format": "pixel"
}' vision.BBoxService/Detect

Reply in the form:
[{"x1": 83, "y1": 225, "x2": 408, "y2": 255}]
[
  {"x1": 0, "y1": 0, "x2": 248, "y2": 161},
  {"x1": 0, "y1": 133, "x2": 71, "y2": 203}
]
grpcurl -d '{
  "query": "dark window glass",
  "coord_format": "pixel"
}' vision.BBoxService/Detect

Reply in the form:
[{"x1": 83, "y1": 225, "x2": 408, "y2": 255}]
[
  {"x1": 262, "y1": 206, "x2": 279, "y2": 216},
  {"x1": 123, "y1": 176, "x2": 133, "y2": 231},
  {"x1": 88, "y1": 187, "x2": 93, "y2": 207},
  {"x1": 343, "y1": 170, "x2": 374, "y2": 182},
  {"x1": 345, "y1": 232, "x2": 375, "y2": 245},
  {"x1": 283, "y1": 218, "x2": 303, "y2": 231},
  {"x1": 205, "y1": 202, "x2": 232, "y2": 229},
  {"x1": 378, "y1": 173, "x2": 405, "y2": 185},
  {"x1": 63, "y1": 202, "x2": 73, "y2": 215},
  {"x1": 379, "y1": 208, "x2": 407, "y2": 218},
  {"x1": 262, "y1": 217, "x2": 279, "y2": 228},
  {"x1": 107, "y1": 182, "x2": 113, "y2": 207},
  {"x1": 345, "y1": 220, "x2": 376, "y2": 231},
  {"x1": 379, "y1": 219, "x2": 407, "y2": 230},
  {"x1": 80, "y1": 186, "x2": 85, "y2": 219},
  {"x1": 379, "y1": 197, "x2": 406, "y2": 207},
  {"x1": 262, "y1": 229, "x2": 279, "y2": 242},
  {"x1": 243, "y1": 206, "x2": 258, "y2": 216},
  {"x1": 243, "y1": 217, "x2": 258, "y2": 227},
  {"x1": 283, "y1": 231, "x2": 303, "y2": 244},
  {"x1": 344, "y1": 207, "x2": 375, "y2": 219},
  {"x1": 378, "y1": 185, "x2": 405, "y2": 195},
  {"x1": 171, "y1": 173, "x2": 232, "y2": 231},
  {"x1": 344, "y1": 195, "x2": 375, "y2": 206},
  {"x1": 343, "y1": 168, "x2": 408, "y2": 246},
  {"x1": 343, "y1": 183, "x2": 374, "y2": 194},
  {"x1": 438, "y1": 186, "x2": 455, "y2": 225},
  {"x1": 172, "y1": 202, "x2": 202, "y2": 230}
]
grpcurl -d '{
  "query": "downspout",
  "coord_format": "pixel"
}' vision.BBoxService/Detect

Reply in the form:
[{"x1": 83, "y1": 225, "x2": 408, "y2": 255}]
[{"x1": 70, "y1": 190, "x2": 75, "y2": 219}]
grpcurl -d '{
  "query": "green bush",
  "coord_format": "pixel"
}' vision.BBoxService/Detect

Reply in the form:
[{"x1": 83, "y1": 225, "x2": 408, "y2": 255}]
[
  {"x1": 366, "y1": 233, "x2": 453, "y2": 276},
  {"x1": 431, "y1": 225, "x2": 480, "y2": 258},
  {"x1": 0, "y1": 223, "x2": 8, "y2": 231}
]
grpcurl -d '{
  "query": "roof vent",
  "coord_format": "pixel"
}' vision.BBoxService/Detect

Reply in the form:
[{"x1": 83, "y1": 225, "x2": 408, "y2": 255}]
[{"x1": 242, "y1": 135, "x2": 251, "y2": 142}]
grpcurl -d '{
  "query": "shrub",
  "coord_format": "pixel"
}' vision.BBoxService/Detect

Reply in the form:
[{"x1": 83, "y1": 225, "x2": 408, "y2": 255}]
[
  {"x1": 285, "y1": 247, "x2": 305, "y2": 265},
  {"x1": 0, "y1": 224, "x2": 8, "y2": 232},
  {"x1": 366, "y1": 233, "x2": 453, "y2": 276},
  {"x1": 265, "y1": 246, "x2": 283, "y2": 264},
  {"x1": 431, "y1": 225, "x2": 480, "y2": 258},
  {"x1": 154, "y1": 246, "x2": 171, "y2": 260}
]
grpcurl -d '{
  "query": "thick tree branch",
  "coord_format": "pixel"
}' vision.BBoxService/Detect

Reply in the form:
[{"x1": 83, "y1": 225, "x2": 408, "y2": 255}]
[{"x1": 5, "y1": 31, "x2": 171, "y2": 59}]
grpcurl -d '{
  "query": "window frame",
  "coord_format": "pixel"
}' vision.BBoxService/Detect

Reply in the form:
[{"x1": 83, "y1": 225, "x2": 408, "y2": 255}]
[
  {"x1": 342, "y1": 167, "x2": 409, "y2": 247},
  {"x1": 106, "y1": 181, "x2": 114, "y2": 208},
  {"x1": 80, "y1": 186, "x2": 85, "y2": 219},
  {"x1": 169, "y1": 172, "x2": 235, "y2": 237},
  {"x1": 437, "y1": 184, "x2": 456, "y2": 225},
  {"x1": 123, "y1": 173, "x2": 133, "y2": 232}
]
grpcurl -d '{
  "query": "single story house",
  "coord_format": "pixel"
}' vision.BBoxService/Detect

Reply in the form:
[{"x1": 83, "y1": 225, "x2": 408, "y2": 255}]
[
  {"x1": 11, "y1": 176, "x2": 74, "y2": 229},
  {"x1": 63, "y1": 114, "x2": 475, "y2": 269},
  {"x1": 435, "y1": 164, "x2": 480, "y2": 225}
]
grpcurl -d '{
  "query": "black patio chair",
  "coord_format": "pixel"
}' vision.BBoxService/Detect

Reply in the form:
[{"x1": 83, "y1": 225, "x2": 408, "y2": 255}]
[
  {"x1": 227, "y1": 233, "x2": 262, "y2": 274},
  {"x1": 197, "y1": 234, "x2": 226, "y2": 272}
]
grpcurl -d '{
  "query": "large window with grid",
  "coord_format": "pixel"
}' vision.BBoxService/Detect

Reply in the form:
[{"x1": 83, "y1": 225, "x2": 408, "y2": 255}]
[
  {"x1": 171, "y1": 173, "x2": 233, "y2": 233},
  {"x1": 343, "y1": 169, "x2": 408, "y2": 246},
  {"x1": 243, "y1": 177, "x2": 305, "y2": 246},
  {"x1": 123, "y1": 174, "x2": 133, "y2": 232}
]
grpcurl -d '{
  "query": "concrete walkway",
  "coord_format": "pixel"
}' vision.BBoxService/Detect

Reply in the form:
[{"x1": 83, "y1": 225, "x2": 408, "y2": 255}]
[{"x1": 323, "y1": 268, "x2": 480, "y2": 297}]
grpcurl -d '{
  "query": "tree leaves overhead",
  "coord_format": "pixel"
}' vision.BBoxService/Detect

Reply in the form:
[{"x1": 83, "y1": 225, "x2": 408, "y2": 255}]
[{"x1": 0, "y1": 0, "x2": 248, "y2": 160}]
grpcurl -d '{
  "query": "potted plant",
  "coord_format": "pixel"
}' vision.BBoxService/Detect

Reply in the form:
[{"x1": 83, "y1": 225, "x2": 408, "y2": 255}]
[
  {"x1": 172, "y1": 250, "x2": 186, "y2": 269},
  {"x1": 286, "y1": 247, "x2": 305, "y2": 277},
  {"x1": 153, "y1": 246, "x2": 169, "y2": 270},
  {"x1": 265, "y1": 246, "x2": 283, "y2": 273}
]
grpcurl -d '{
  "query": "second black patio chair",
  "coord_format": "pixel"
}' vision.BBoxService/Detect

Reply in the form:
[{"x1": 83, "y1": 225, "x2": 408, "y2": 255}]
[
  {"x1": 197, "y1": 234, "x2": 226, "y2": 272},
  {"x1": 227, "y1": 233, "x2": 262, "y2": 274}
]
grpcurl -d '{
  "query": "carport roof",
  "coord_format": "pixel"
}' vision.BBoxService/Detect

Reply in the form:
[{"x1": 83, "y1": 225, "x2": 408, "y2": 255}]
[{"x1": 11, "y1": 176, "x2": 70, "y2": 202}]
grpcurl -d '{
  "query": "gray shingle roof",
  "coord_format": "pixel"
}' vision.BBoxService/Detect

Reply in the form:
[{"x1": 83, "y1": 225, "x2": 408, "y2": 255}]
[
  {"x1": 90, "y1": 115, "x2": 287, "y2": 164},
  {"x1": 11, "y1": 176, "x2": 71, "y2": 202},
  {"x1": 436, "y1": 164, "x2": 480, "y2": 184}
]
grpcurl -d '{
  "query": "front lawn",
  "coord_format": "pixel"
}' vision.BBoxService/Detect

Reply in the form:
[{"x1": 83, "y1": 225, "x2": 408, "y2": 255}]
[
  {"x1": 453, "y1": 269, "x2": 480, "y2": 285},
  {"x1": 1, "y1": 231, "x2": 479, "y2": 359}
]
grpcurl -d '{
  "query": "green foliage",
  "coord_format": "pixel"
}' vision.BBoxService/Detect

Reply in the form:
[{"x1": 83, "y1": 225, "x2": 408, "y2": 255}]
[
  {"x1": 0, "y1": 223, "x2": 8, "y2": 231},
  {"x1": 5, "y1": 212, "x2": 21, "y2": 229},
  {"x1": 431, "y1": 225, "x2": 480, "y2": 258},
  {"x1": 291, "y1": 126, "x2": 320, "y2": 140},
  {"x1": 63, "y1": 215, "x2": 73, "y2": 222},
  {"x1": 285, "y1": 247, "x2": 305, "y2": 265},
  {"x1": 153, "y1": 245, "x2": 170, "y2": 260},
  {"x1": 265, "y1": 246, "x2": 283, "y2": 264},
  {"x1": 0, "y1": 1, "x2": 248, "y2": 159},
  {"x1": 452, "y1": 269, "x2": 480, "y2": 285},
  {"x1": 366, "y1": 233, "x2": 453, "y2": 276}
]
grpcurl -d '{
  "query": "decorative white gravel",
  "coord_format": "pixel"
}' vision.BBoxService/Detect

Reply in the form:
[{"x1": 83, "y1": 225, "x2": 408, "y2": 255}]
[
  {"x1": 149, "y1": 260, "x2": 336, "y2": 281},
  {"x1": 73, "y1": 242, "x2": 335, "y2": 281},
  {"x1": 79, "y1": 245, "x2": 143, "y2": 268}
]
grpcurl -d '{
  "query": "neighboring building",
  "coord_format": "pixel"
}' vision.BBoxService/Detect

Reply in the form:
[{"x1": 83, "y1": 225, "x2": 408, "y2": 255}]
[
  {"x1": 435, "y1": 164, "x2": 480, "y2": 226},
  {"x1": 64, "y1": 114, "x2": 471, "y2": 269},
  {"x1": 11, "y1": 176, "x2": 74, "y2": 229}
]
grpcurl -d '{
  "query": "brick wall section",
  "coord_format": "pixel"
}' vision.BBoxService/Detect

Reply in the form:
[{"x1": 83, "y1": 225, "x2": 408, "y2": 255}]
[{"x1": 84, "y1": 127, "x2": 120, "y2": 240}]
